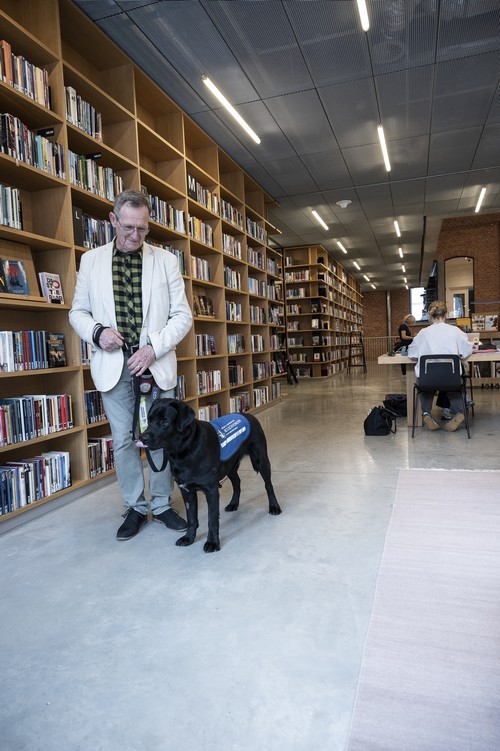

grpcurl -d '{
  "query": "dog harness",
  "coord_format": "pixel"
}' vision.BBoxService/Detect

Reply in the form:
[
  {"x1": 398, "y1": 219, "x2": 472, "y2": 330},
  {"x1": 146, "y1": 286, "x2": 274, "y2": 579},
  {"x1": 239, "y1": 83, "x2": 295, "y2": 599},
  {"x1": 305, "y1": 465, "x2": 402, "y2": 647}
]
[{"x1": 211, "y1": 414, "x2": 250, "y2": 462}]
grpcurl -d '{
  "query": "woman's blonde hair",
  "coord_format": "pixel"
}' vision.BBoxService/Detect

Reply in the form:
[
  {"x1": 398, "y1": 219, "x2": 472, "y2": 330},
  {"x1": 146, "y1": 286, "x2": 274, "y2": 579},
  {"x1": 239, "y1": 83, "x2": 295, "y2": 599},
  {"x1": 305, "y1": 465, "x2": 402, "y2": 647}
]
[
  {"x1": 404, "y1": 314, "x2": 416, "y2": 324},
  {"x1": 428, "y1": 300, "x2": 447, "y2": 320}
]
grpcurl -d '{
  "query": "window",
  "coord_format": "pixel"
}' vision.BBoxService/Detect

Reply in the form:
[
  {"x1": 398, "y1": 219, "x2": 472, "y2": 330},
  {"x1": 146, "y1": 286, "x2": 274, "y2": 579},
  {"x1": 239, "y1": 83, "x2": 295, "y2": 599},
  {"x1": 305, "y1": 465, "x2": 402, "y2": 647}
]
[{"x1": 410, "y1": 287, "x2": 426, "y2": 321}]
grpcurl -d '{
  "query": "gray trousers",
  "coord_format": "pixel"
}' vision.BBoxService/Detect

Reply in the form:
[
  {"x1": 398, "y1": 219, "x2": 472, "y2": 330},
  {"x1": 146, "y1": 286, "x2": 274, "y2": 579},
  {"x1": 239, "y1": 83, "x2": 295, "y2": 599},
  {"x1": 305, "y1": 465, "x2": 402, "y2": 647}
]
[
  {"x1": 418, "y1": 389, "x2": 464, "y2": 416},
  {"x1": 101, "y1": 358, "x2": 174, "y2": 515}
]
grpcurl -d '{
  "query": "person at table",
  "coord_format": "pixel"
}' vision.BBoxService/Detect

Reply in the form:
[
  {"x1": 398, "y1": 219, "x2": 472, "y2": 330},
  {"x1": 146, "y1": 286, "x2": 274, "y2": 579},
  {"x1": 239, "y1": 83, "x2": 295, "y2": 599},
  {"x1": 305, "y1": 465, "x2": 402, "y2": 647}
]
[
  {"x1": 397, "y1": 313, "x2": 415, "y2": 374},
  {"x1": 407, "y1": 300, "x2": 473, "y2": 432}
]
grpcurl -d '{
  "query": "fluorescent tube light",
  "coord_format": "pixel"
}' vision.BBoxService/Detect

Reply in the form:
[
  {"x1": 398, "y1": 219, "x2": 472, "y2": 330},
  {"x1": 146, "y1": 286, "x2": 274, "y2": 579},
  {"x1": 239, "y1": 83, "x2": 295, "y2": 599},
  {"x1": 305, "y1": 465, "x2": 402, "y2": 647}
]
[
  {"x1": 475, "y1": 187, "x2": 486, "y2": 213},
  {"x1": 202, "y1": 76, "x2": 261, "y2": 144},
  {"x1": 405, "y1": 284, "x2": 409, "y2": 290},
  {"x1": 403, "y1": 277, "x2": 407, "y2": 284},
  {"x1": 356, "y1": 0, "x2": 370, "y2": 31},
  {"x1": 353, "y1": 261, "x2": 361, "y2": 271},
  {"x1": 399, "y1": 247, "x2": 403, "y2": 258},
  {"x1": 401, "y1": 264, "x2": 406, "y2": 273},
  {"x1": 371, "y1": 283, "x2": 376, "y2": 289},
  {"x1": 394, "y1": 220, "x2": 401, "y2": 237},
  {"x1": 311, "y1": 210, "x2": 328, "y2": 231},
  {"x1": 363, "y1": 274, "x2": 369, "y2": 281},
  {"x1": 377, "y1": 125, "x2": 391, "y2": 172},
  {"x1": 336, "y1": 241, "x2": 348, "y2": 254}
]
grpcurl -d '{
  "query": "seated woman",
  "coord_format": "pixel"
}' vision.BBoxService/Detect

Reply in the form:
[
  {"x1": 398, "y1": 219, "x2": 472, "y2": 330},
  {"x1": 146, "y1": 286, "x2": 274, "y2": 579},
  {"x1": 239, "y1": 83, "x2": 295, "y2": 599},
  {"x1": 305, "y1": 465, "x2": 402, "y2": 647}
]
[
  {"x1": 407, "y1": 300, "x2": 473, "y2": 432},
  {"x1": 397, "y1": 314, "x2": 415, "y2": 374}
]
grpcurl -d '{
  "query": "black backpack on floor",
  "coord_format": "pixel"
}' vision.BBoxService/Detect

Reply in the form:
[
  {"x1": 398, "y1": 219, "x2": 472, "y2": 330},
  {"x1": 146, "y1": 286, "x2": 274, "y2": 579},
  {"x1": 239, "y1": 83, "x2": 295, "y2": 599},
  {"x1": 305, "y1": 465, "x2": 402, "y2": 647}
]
[
  {"x1": 364, "y1": 406, "x2": 399, "y2": 435},
  {"x1": 383, "y1": 393, "x2": 407, "y2": 416}
]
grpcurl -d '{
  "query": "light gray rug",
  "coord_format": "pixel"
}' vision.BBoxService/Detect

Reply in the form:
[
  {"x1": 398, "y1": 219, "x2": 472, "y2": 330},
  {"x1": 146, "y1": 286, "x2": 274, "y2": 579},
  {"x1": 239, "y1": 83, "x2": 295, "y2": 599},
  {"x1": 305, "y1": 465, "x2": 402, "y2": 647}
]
[{"x1": 347, "y1": 469, "x2": 500, "y2": 751}]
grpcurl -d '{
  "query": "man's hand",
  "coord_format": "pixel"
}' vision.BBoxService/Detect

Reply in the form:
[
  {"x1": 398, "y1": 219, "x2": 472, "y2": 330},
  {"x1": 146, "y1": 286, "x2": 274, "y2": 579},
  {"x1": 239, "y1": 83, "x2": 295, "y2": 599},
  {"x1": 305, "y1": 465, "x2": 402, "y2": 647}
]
[
  {"x1": 99, "y1": 327, "x2": 124, "y2": 352},
  {"x1": 127, "y1": 344, "x2": 156, "y2": 376}
]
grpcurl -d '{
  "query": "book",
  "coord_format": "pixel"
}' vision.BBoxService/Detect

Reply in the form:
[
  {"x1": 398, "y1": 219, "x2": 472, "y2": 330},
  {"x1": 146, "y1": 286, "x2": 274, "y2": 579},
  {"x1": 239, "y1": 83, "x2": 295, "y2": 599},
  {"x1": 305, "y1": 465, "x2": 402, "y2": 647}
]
[
  {"x1": 2, "y1": 259, "x2": 29, "y2": 295},
  {"x1": 38, "y1": 271, "x2": 64, "y2": 304},
  {"x1": 0, "y1": 260, "x2": 7, "y2": 293},
  {"x1": 45, "y1": 333, "x2": 67, "y2": 368}
]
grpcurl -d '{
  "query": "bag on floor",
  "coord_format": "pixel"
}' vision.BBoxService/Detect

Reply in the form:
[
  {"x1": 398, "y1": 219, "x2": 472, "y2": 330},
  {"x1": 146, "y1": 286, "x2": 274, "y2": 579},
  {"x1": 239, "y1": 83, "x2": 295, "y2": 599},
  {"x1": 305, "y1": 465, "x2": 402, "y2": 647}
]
[
  {"x1": 364, "y1": 406, "x2": 398, "y2": 436},
  {"x1": 383, "y1": 393, "x2": 407, "y2": 416}
]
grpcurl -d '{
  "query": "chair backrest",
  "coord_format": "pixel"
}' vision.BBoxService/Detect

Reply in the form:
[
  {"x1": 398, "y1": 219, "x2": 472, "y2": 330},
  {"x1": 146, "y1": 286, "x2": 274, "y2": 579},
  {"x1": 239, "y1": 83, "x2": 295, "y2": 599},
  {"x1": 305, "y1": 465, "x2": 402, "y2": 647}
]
[{"x1": 418, "y1": 354, "x2": 463, "y2": 393}]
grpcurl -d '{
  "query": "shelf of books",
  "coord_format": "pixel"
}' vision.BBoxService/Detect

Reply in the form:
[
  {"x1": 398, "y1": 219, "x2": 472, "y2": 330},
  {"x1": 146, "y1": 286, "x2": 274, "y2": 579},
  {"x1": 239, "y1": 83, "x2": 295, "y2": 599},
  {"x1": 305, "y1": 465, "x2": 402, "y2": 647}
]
[
  {"x1": 284, "y1": 246, "x2": 363, "y2": 379},
  {"x1": 0, "y1": 0, "x2": 285, "y2": 522}
]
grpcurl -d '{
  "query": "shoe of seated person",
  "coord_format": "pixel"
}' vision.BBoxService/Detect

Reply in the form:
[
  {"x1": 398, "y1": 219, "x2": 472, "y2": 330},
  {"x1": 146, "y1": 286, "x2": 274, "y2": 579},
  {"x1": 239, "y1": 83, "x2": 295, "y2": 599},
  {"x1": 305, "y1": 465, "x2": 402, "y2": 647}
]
[
  {"x1": 153, "y1": 508, "x2": 188, "y2": 531},
  {"x1": 117, "y1": 509, "x2": 147, "y2": 540},
  {"x1": 444, "y1": 413, "x2": 465, "y2": 432},
  {"x1": 423, "y1": 413, "x2": 440, "y2": 431},
  {"x1": 441, "y1": 407, "x2": 453, "y2": 420}
]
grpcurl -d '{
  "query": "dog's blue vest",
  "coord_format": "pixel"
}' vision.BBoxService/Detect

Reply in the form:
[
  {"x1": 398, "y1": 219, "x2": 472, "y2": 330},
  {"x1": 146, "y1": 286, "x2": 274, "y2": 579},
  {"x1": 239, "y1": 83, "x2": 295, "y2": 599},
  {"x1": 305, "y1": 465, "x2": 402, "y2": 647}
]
[{"x1": 211, "y1": 414, "x2": 250, "y2": 462}]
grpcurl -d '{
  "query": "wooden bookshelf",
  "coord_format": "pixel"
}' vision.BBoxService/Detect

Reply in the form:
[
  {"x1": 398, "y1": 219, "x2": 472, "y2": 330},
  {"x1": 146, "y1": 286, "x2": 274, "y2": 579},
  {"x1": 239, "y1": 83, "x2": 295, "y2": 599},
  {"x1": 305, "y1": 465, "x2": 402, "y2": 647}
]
[
  {"x1": 284, "y1": 246, "x2": 363, "y2": 378},
  {"x1": 0, "y1": 0, "x2": 285, "y2": 522}
]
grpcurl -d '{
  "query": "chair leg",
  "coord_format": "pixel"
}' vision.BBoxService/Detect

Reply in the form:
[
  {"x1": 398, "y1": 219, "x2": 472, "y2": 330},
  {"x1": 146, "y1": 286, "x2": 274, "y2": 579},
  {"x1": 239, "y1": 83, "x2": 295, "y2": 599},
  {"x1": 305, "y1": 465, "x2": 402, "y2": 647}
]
[
  {"x1": 412, "y1": 385, "x2": 418, "y2": 438},
  {"x1": 461, "y1": 392, "x2": 471, "y2": 438}
]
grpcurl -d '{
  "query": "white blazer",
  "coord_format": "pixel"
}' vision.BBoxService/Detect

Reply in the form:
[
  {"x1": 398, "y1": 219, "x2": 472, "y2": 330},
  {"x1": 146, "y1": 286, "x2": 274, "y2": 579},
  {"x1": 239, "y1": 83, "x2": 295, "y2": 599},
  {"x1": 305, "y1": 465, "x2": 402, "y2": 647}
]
[{"x1": 69, "y1": 241, "x2": 193, "y2": 392}]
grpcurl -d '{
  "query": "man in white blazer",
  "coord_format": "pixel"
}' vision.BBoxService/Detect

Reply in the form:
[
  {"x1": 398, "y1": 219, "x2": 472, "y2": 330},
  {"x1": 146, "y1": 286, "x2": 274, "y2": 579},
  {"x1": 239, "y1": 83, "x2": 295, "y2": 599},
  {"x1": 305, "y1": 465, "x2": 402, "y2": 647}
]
[{"x1": 69, "y1": 190, "x2": 193, "y2": 540}]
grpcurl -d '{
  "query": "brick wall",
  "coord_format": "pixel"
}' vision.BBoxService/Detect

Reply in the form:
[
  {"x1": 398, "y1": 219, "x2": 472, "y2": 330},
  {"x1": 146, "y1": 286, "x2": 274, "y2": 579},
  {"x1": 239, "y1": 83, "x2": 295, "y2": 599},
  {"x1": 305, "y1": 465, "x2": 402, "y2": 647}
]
[{"x1": 363, "y1": 213, "x2": 500, "y2": 336}]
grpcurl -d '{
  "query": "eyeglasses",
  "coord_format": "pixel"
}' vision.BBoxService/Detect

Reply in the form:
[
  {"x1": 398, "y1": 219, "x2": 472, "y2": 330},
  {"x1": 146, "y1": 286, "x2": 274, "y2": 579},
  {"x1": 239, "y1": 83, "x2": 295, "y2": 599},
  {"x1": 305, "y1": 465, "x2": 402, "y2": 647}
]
[{"x1": 116, "y1": 217, "x2": 149, "y2": 236}]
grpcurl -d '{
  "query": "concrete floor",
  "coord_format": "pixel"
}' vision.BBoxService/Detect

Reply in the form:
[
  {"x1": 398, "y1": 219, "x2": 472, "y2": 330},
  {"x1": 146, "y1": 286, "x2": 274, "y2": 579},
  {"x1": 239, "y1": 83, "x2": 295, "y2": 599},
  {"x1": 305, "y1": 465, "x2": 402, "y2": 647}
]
[{"x1": 1, "y1": 364, "x2": 499, "y2": 751}]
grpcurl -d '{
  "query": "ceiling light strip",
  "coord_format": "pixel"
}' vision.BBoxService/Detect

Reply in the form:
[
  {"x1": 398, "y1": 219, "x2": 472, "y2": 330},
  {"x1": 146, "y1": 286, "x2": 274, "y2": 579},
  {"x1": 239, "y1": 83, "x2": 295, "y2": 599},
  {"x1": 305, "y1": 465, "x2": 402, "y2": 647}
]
[
  {"x1": 353, "y1": 261, "x2": 361, "y2": 271},
  {"x1": 356, "y1": 0, "x2": 370, "y2": 31},
  {"x1": 311, "y1": 210, "x2": 328, "y2": 231},
  {"x1": 202, "y1": 76, "x2": 261, "y2": 144},
  {"x1": 394, "y1": 220, "x2": 401, "y2": 237},
  {"x1": 336, "y1": 241, "x2": 348, "y2": 254},
  {"x1": 475, "y1": 187, "x2": 486, "y2": 213},
  {"x1": 399, "y1": 247, "x2": 403, "y2": 258},
  {"x1": 377, "y1": 125, "x2": 391, "y2": 172}
]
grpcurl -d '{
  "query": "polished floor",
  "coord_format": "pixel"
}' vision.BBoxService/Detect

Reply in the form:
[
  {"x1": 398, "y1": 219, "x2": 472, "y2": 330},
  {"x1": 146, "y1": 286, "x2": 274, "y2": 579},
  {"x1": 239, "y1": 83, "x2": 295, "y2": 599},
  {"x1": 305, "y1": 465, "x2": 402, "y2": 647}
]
[{"x1": 1, "y1": 364, "x2": 499, "y2": 751}]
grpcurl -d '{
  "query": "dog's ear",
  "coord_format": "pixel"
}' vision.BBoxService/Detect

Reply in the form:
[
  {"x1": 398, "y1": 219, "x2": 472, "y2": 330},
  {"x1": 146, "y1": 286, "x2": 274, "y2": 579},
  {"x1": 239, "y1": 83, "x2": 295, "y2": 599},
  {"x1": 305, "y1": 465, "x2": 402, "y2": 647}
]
[{"x1": 171, "y1": 400, "x2": 195, "y2": 432}]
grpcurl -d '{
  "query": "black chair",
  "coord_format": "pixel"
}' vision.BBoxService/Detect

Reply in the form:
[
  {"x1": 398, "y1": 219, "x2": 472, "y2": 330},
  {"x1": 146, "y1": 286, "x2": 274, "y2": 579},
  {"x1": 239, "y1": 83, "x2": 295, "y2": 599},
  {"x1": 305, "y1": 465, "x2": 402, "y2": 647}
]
[{"x1": 412, "y1": 354, "x2": 471, "y2": 438}]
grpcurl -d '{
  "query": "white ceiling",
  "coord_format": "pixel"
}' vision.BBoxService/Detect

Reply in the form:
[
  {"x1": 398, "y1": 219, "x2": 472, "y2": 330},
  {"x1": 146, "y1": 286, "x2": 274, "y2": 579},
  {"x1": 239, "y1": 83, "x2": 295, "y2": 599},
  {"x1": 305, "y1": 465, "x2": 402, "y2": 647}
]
[{"x1": 73, "y1": 0, "x2": 500, "y2": 291}]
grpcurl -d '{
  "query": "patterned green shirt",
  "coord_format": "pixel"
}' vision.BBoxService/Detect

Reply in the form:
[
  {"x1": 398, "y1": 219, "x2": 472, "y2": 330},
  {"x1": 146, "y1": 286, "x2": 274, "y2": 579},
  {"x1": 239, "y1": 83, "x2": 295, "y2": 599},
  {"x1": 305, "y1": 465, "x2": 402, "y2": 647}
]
[{"x1": 112, "y1": 245, "x2": 143, "y2": 349}]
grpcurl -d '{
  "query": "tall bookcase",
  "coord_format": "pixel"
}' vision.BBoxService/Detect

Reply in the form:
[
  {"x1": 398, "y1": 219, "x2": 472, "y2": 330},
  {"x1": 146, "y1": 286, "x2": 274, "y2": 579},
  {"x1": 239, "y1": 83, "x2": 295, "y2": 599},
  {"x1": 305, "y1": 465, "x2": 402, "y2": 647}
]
[
  {"x1": 284, "y1": 246, "x2": 363, "y2": 378},
  {"x1": 0, "y1": 0, "x2": 285, "y2": 522}
]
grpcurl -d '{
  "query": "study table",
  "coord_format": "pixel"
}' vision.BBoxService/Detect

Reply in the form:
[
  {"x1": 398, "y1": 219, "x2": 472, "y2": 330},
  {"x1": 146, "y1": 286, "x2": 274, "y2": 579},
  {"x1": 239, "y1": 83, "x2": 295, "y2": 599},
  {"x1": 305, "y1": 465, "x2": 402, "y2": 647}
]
[{"x1": 378, "y1": 351, "x2": 500, "y2": 427}]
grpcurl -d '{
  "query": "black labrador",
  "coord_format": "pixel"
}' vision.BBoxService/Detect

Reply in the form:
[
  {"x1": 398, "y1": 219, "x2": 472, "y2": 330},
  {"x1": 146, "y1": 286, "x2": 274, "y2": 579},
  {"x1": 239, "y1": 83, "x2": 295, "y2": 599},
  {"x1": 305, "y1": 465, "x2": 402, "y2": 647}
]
[{"x1": 138, "y1": 399, "x2": 282, "y2": 552}]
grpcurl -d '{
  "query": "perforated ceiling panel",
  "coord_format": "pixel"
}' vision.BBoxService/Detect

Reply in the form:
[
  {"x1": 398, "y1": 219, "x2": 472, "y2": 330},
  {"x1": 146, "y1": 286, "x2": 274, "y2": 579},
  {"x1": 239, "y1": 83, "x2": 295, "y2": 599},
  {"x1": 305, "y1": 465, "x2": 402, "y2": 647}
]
[{"x1": 74, "y1": 0, "x2": 500, "y2": 290}]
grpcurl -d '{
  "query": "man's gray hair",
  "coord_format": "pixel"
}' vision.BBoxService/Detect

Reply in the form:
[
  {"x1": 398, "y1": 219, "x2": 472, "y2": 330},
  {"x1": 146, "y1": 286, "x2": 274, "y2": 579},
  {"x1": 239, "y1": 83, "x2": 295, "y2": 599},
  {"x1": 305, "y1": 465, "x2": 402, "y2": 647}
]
[{"x1": 113, "y1": 190, "x2": 151, "y2": 217}]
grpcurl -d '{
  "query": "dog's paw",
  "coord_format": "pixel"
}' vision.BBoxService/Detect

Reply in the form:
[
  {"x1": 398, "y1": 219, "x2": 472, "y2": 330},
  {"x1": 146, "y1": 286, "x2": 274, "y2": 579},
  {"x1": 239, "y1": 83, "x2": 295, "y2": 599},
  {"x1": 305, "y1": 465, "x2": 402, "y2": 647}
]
[
  {"x1": 203, "y1": 541, "x2": 220, "y2": 553},
  {"x1": 224, "y1": 502, "x2": 239, "y2": 512},
  {"x1": 269, "y1": 505, "x2": 282, "y2": 515},
  {"x1": 175, "y1": 534, "x2": 195, "y2": 547}
]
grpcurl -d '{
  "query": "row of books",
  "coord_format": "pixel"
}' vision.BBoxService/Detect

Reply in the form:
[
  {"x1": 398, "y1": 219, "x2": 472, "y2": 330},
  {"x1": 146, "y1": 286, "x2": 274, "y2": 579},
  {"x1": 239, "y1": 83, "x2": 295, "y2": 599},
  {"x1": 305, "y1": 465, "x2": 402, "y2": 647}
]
[
  {"x1": 148, "y1": 242, "x2": 186, "y2": 275},
  {"x1": 142, "y1": 188, "x2": 186, "y2": 234},
  {"x1": 193, "y1": 294, "x2": 215, "y2": 317},
  {"x1": 228, "y1": 334, "x2": 245, "y2": 354},
  {"x1": 191, "y1": 255, "x2": 211, "y2": 282},
  {"x1": 251, "y1": 335, "x2": 265, "y2": 352},
  {"x1": 65, "y1": 86, "x2": 103, "y2": 141},
  {"x1": 72, "y1": 207, "x2": 114, "y2": 249},
  {"x1": 228, "y1": 360, "x2": 245, "y2": 386},
  {"x1": 246, "y1": 218, "x2": 266, "y2": 244},
  {"x1": 84, "y1": 390, "x2": 107, "y2": 424},
  {"x1": 0, "y1": 183, "x2": 22, "y2": 230},
  {"x1": 0, "y1": 393, "x2": 73, "y2": 447},
  {"x1": 0, "y1": 39, "x2": 50, "y2": 108},
  {"x1": 197, "y1": 369, "x2": 222, "y2": 395},
  {"x1": 68, "y1": 150, "x2": 123, "y2": 201},
  {"x1": 270, "y1": 335, "x2": 285, "y2": 350},
  {"x1": 221, "y1": 199, "x2": 243, "y2": 229},
  {"x1": 188, "y1": 215, "x2": 213, "y2": 246},
  {"x1": 195, "y1": 334, "x2": 217, "y2": 357},
  {"x1": 0, "y1": 451, "x2": 71, "y2": 514},
  {"x1": 0, "y1": 330, "x2": 66, "y2": 372},
  {"x1": 253, "y1": 386, "x2": 270, "y2": 407},
  {"x1": 187, "y1": 173, "x2": 219, "y2": 214},
  {"x1": 224, "y1": 266, "x2": 241, "y2": 290},
  {"x1": 248, "y1": 247, "x2": 265, "y2": 269},
  {"x1": 226, "y1": 301, "x2": 243, "y2": 322},
  {"x1": 248, "y1": 278, "x2": 267, "y2": 297},
  {"x1": 250, "y1": 305, "x2": 266, "y2": 323},
  {"x1": 223, "y1": 233, "x2": 243, "y2": 258},
  {"x1": 176, "y1": 375, "x2": 186, "y2": 400},
  {"x1": 88, "y1": 436, "x2": 114, "y2": 478},
  {"x1": 230, "y1": 392, "x2": 250, "y2": 413},
  {"x1": 197, "y1": 403, "x2": 220, "y2": 421},
  {"x1": 253, "y1": 361, "x2": 271, "y2": 380},
  {"x1": 0, "y1": 113, "x2": 66, "y2": 178}
]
